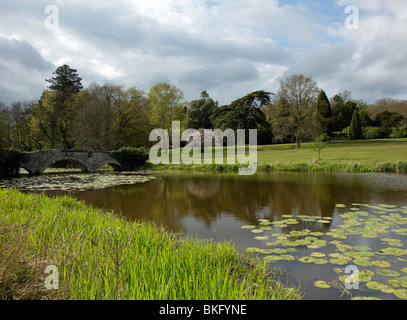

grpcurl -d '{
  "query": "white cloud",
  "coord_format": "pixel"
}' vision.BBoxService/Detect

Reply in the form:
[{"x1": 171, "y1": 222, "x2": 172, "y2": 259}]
[{"x1": 0, "y1": 0, "x2": 406, "y2": 105}]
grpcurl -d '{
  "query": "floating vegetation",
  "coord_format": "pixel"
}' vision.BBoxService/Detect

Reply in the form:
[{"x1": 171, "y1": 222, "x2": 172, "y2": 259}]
[
  {"x1": 0, "y1": 172, "x2": 156, "y2": 191},
  {"x1": 242, "y1": 202, "x2": 407, "y2": 300}
]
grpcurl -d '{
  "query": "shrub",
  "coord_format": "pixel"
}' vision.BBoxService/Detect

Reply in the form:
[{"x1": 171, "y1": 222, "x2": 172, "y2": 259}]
[
  {"x1": 111, "y1": 147, "x2": 149, "y2": 171},
  {"x1": 389, "y1": 125, "x2": 407, "y2": 139},
  {"x1": 363, "y1": 126, "x2": 384, "y2": 140},
  {"x1": 0, "y1": 149, "x2": 29, "y2": 178}
]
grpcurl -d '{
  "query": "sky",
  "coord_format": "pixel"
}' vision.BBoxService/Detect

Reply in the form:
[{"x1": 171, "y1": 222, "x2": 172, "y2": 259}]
[{"x1": 1, "y1": 0, "x2": 407, "y2": 106}]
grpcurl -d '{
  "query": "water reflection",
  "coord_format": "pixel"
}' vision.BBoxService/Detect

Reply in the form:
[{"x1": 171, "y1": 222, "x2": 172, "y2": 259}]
[{"x1": 61, "y1": 172, "x2": 407, "y2": 237}]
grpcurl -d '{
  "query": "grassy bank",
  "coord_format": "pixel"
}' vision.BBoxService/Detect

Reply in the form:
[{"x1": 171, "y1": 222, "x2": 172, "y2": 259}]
[
  {"x1": 148, "y1": 138, "x2": 407, "y2": 174},
  {"x1": 0, "y1": 188, "x2": 300, "y2": 300}
]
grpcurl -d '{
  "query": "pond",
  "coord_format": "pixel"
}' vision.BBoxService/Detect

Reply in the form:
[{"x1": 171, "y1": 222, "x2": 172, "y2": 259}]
[{"x1": 2, "y1": 171, "x2": 407, "y2": 300}]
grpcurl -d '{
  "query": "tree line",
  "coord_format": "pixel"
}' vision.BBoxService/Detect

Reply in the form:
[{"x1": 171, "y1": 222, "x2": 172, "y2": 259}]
[{"x1": 1, "y1": 65, "x2": 407, "y2": 166}]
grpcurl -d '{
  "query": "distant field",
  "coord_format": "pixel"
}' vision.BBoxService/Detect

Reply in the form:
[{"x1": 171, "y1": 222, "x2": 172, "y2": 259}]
[
  {"x1": 149, "y1": 138, "x2": 407, "y2": 173},
  {"x1": 256, "y1": 138, "x2": 407, "y2": 164}
]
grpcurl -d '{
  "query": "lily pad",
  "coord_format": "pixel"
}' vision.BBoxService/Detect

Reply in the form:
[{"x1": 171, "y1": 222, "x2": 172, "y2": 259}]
[
  {"x1": 314, "y1": 281, "x2": 331, "y2": 289},
  {"x1": 254, "y1": 236, "x2": 269, "y2": 241},
  {"x1": 376, "y1": 269, "x2": 401, "y2": 277},
  {"x1": 372, "y1": 260, "x2": 391, "y2": 268},
  {"x1": 354, "y1": 259, "x2": 373, "y2": 267},
  {"x1": 394, "y1": 289, "x2": 407, "y2": 300},
  {"x1": 251, "y1": 229, "x2": 264, "y2": 234},
  {"x1": 241, "y1": 225, "x2": 256, "y2": 229}
]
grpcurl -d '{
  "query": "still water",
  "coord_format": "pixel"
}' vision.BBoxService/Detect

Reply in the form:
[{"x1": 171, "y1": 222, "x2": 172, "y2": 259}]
[{"x1": 4, "y1": 171, "x2": 407, "y2": 300}]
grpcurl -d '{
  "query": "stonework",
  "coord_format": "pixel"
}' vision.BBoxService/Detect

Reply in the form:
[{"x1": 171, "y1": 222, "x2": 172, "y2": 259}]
[{"x1": 21, "y1": 150, "x2": 122, "y2": 175}]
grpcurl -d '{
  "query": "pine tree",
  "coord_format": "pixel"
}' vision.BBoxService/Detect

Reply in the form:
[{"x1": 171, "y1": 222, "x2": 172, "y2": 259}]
[
  {"x1": 349, "y1": 109, "x2": 364, "y2": 140},
  {"x1": 46, "y1": 64, "x2": 83, "y2": 100},
  {"x1": 315, "y1": 90, "x2": 333, "y2": 138}
]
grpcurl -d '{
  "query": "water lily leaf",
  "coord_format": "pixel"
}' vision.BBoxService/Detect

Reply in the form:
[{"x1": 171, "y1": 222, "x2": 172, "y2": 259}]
[
  {"x1": 351, "y1": 297, "x2": 381, "y2": 300},
  {"x1": 254, "y1": 236, "x2": 269, "y2": 241},
  {"x1": 366, "y1": 281, "x2": 393, "y2": 293},
  {"x1": 241, "y1": 225, "x2": 256, "y2": 229},
  {"x1": 389, "y1": 279, "x2": 407, "y2": 288},
  {"x1": 272, "y1": 248, "x2": 287, "y2": 254},
  {"x1": 251, "y1": 229, "x2": 264, "y2": 234},
  {"x1": 376, "y1": 269, "x2": 401, "y2": 277},
  {"x1": 372, "y1": 260, "x2": 391, "y2": 268},
  {"x1": 336, "y1": 204, "x2": 347, "y2": 208},
  {"x1": 280, "y1": 255, "x2": 295, "y2": 261},
  {"x1": 354, "y1": 259, "x2": 373, "y2": 267},
  {"x1": 353, "y1": 246, "x2": 372, "y2": 252},
  {"x1": 264, "y1": 255, "x2": 283, "y2": 262},
  {"x1": 311, "y1": 252, "x2": 326, "y2": 258},
  {"x1": 309, "y1": 232, "x2": 324, "y2": 237},
  {"x1": 312, "y1": 258, "x2": 328, "y2": 265},
  {"x1": 394, "y1": 289, "x2": 407, "y2": 300},
  {"x1": 317, "y1": 220, "x2": 331, "y2": 224},
  {"x1": 246, "y1": 247, "x2": 261, "y2": 253},
  {"x1": 314, "y1": 281, "x2": 331, "y2": 289},
  {"x1": 401, "y1": 268, "x2": 407, "y2": 274},
  {"x1": 298, "y1": 256, "x2": 314, "y2": 264}
]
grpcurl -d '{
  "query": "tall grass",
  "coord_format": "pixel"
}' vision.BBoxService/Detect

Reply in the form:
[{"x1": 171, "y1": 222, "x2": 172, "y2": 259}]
[{"x1": 0, "y1": 188, "x2": 300, "y2": 300}]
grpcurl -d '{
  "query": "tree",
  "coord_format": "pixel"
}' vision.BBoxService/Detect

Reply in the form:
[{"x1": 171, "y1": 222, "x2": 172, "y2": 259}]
[
  {"x1": 46, "y1": 64, "x2": 83, "y2": 101},
  {"x1": 148, "y1": 82, "x2": 184, "y2": 137},
  {"x1": 273, "y1": 74, "x2": 320, "y2": 148},
  {"x1": 332, "y1": 95, "x2": 357, "y2": 132},
  {"x1": 32, "y1": 65, "x2": 84, "y2": 149},
  {"x1": 315, "y1": 90, "x2": 333, "y2": 138},
  {"x1": 0, "y1": 102, "x2": 7, "y2": 175},
  {"x1": 375, "y1": 110, "x2": 403, "y2": 137},
  {"x1": 188, "y1": 91, "x2": 217, "y2": 129},
  {"x1": 311, "y1": 134, "x2": 328, "y2": 161},
  {"x1": 210, "y1": 90, "x2": 273, "y2": 144},
  {"x1": 349, "y1": 110, "x2": 364, "y2": 140}
]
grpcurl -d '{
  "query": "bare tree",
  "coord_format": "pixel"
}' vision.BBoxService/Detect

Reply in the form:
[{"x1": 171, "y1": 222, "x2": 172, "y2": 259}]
[{"x1": 272, "y1": 74, "x2": 320, "y2": 148}]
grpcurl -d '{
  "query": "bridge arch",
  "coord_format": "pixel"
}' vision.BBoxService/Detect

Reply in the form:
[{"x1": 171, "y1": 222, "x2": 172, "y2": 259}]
[{"x1": 21, "y1": 150, "x2": 123, "y2": 175}]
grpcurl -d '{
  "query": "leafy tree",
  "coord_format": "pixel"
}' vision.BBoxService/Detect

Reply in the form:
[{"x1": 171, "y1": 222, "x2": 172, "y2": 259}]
[
  {"x1": 375, "y1": 110, "x2": 403, "y2": 137},
  {"x1": 349, "y1": 110, "x2": 364, "y2": 140},
  {"x1": 315, "y1": 90, "x2": 333, "y2": 138},
  {"x1": 188, "y1": 91, "x2": 217, "y2": 129},
  {"x1": 332, "y1": 96, "x2": 357, "y2": 132},
  {"x1": 148, "y1": 82, "x2": 184, "y2": 137},
  {"x1": 311, "y1": 134, "x2": 328, "y2": 161},
  {"x1": 210, "y1": 90, "x2": 273, "y2": 144},
  {"x1": 0, "y1": 102, "x2": 7, "y2": 175},
  {"x1": 111, "y1": 147, "x2": 149, "y2": 171},
  {"x1": 273, "y1": 74, "x2": 320, "y2": 148}
]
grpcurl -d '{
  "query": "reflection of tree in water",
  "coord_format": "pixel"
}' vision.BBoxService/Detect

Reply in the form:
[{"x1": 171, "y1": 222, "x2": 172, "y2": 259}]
[
  {"x1": 71, "y1": 173, "x2": 394, "y2": 234},
  {"x1": 187, "y1": 178, "x2": 221, "y2": 200}
]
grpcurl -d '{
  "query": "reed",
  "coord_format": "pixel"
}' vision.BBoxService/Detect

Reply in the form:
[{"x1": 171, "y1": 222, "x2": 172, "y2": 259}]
[{"x1": 0, "y1": 188, "x2": 300, "y2": 300}]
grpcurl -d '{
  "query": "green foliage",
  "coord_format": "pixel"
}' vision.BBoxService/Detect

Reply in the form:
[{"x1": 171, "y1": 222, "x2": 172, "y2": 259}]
[
  {"x1": 310, "y1": 134, "x2": 328, "y2": 160},
  {"x1": 390, "y1": 125, "x2": 407, "y2": 138},
  {"x1": 315, "y1": 90, "x2": 333, "y2": 137},
  {"x1": 211, "y1": 90, "x2": 273, "y2": 145},
  {"x1": 187, "y1": 91, "x2": 217, "y2": 129},
  {"x1": 349, "y1": 110, "x2": 364, "y2": 140},
  {"x1": 111, "y1": 147, "x2": 149, "y2": 171},
  {"x1": 0, "y1": 149, "x2": 29, "y2": 178},
  {"x1": 0, "y1": 188, "x2": 301, "y2": 300},
  {"x1": 375, "y1": 110, "x2": 403, "y2": 137},
  {"x1": 363, "y1": 126, "x2": 385, "y2": 140}
]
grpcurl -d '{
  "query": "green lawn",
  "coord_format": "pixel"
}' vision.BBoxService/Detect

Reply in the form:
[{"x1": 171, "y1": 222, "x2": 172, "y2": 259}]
[
  {"x1": 257, "y1": 138, "x2": 407, "y2": 163},
  {"x1": 149, "y1": 138, "x2": 407, "y2": 173}
]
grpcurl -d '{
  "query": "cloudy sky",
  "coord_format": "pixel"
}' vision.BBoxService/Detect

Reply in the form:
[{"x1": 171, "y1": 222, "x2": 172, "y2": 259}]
[{"x1": 1, "y1": 0, "x2": 407, "y2": 106}]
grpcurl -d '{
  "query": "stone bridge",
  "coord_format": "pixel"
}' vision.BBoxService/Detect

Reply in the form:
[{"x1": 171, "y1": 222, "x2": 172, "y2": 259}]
[{"x1": 21, "y1": 150, "x2": 123, "y2": 175}]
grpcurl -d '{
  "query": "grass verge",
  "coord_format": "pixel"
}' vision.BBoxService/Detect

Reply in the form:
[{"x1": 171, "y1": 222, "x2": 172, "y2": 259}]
[
  {"x1": 146, "y1": 139, "x2": 407, "y2": 174},
  {"x1": 0, "y1": 188, "x2": 301, "y2": 300}
]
